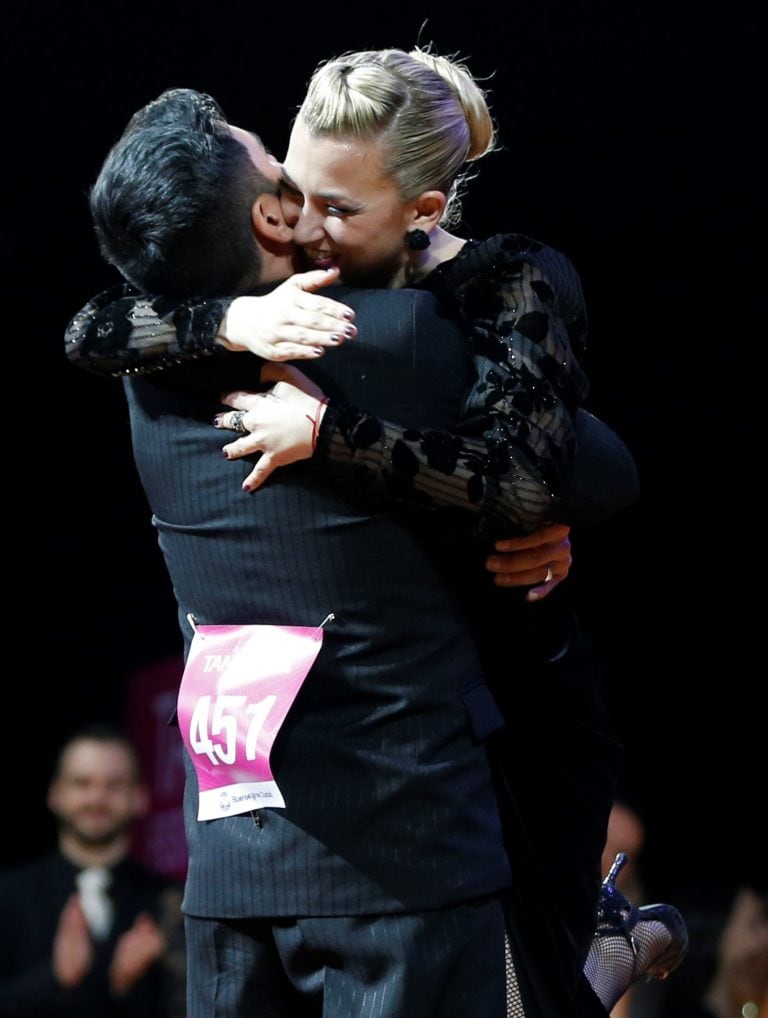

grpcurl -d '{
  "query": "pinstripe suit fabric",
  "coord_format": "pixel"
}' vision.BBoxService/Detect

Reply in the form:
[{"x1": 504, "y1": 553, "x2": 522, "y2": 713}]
[
  {"x1": 186, "y1": 900, "x2": 508, "y2": 1016},
  {"x1": 123, "y1": 286, "x2": 513, "y2": 1015}
]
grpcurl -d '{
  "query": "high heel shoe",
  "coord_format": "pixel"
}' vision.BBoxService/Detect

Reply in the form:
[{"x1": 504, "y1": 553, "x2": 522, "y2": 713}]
[
  {"x1": 585, "y1": 852, "x2": 689, "y2": 1011},
  {"x1": 598, "y1": 852, "x2": 689, "y2": 980}
]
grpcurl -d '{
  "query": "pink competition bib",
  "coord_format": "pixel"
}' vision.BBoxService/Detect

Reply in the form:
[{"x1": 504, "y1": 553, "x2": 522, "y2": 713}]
[{"x1": 177, "y1": 618, "x2": 329, "y2": 820}]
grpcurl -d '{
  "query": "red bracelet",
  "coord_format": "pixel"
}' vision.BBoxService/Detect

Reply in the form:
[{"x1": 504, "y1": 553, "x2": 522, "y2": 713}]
[{"x1": 305, "y1": 398, "x2": 329, "y2": 452}]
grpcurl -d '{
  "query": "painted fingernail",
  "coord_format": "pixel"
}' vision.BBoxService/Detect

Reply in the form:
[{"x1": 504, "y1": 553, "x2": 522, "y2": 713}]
[
  {"x1": 221, "y1": 450, "x2": 230, "y2": 459},
  {"x1": 344, "y1": 325, "x2": 356, "y2": 337}
]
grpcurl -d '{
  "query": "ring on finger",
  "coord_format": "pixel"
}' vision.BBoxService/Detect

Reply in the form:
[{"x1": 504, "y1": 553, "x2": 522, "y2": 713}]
[{"x1": 229, "y1": 410, "x2": 248, "y2": 435}]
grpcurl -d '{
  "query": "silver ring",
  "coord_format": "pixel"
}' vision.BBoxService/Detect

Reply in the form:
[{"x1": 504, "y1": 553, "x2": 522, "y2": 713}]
[
  {"x1": 544, "y1": 565, "x2": 553, "y2": 584},
  {"x1": 229, "y1": 410, "x2": 247, "y2": 435}
]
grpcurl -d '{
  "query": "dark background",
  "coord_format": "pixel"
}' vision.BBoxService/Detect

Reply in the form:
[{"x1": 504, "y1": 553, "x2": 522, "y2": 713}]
[{"x1": 8, "y1": 1, "x2": 761, "y2": 900}]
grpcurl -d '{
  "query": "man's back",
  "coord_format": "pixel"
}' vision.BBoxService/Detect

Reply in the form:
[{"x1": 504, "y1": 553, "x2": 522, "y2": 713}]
[{"x1": 124, "y1": 286, "x2": 510, "y2": 919}]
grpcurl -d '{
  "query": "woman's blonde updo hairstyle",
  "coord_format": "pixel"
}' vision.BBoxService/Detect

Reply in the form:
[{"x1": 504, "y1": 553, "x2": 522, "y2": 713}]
[{"x1": 297, "y1": 46, "x2": 497, "y2": 227}]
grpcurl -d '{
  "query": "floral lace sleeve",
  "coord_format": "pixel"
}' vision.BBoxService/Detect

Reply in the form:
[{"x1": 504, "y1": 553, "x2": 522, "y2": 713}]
[
  {"x1": 315, "y1": 399, "x2": 557, "y2": 536},
  {"x1": 425, "y1": 233, "x2": 590, "y2": 485},
  {"x1": 315, "y1": 235, "x2": 594, "y2": 536},
  {"x1": 64, "y1": 283, "x2": 233, "y2": 376},
  {"x1": 64, "y1": 239, "x2": 612, "y2": 536}
]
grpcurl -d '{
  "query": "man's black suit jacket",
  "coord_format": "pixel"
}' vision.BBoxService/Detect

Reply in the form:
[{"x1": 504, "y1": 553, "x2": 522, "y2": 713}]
[{"x1": 123, "y1": 286, "x2": 512, "y2": 919}]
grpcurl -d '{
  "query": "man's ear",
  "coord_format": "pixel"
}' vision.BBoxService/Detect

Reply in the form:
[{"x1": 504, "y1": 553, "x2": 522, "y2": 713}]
[
  {"x1": 251, "y1": 192, "x2": 293, "y2": 244},
  {"x1": 408, "y1": 190, "x2": 447, "y2": 232}
]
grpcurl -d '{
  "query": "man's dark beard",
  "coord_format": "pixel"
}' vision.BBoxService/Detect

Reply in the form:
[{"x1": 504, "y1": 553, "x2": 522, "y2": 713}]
[{"x1": 64, "y1": 818, "x2": 131, "y2": 849}]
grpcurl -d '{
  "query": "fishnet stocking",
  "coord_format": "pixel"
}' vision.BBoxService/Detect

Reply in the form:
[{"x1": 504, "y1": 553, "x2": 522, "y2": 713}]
[
  {"x1": 504, "y1": 933, "x2": 526, "y2": 1017},
  {"x1": 583, "y1": 918, "x2": 673, "y2": 1012}
]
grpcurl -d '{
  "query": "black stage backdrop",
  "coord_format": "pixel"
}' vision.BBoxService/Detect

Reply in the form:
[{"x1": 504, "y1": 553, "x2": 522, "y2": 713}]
[{"x1": 8, "y1": 0, "x2": 761, "y2": 898}]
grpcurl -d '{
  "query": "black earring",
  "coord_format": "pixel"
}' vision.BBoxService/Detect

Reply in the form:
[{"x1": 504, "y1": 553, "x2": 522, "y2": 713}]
[{"x1": 405, "y1": 229, "x2": 431, "y2": 251}]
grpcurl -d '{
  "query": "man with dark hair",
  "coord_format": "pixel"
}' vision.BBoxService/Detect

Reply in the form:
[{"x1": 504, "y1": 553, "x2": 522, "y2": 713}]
[
  {"x1": 78, "y1": 87, "x2": 356, "y2": 373},
  {"x1": 0, "y1": 724, "x2": 186, "y2": 1017},
  {"x1": 90, "y1": 89, "x2": 271, "y2": 297}
]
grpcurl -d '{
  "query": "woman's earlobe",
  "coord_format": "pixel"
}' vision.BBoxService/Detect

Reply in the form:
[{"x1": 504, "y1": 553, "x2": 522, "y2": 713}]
[{"x1": 411, "y1": 190, "x2": 447, "y2": 232}]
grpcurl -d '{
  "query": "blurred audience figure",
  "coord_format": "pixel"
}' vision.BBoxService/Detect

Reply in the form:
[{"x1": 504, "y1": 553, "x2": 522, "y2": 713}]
[
  {"x1": 651, "y1": 878, "x2": 768, "y2": 1018},
  {"x1": 0, "y1": 724, "x2": 186, "y2": 1017}
]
